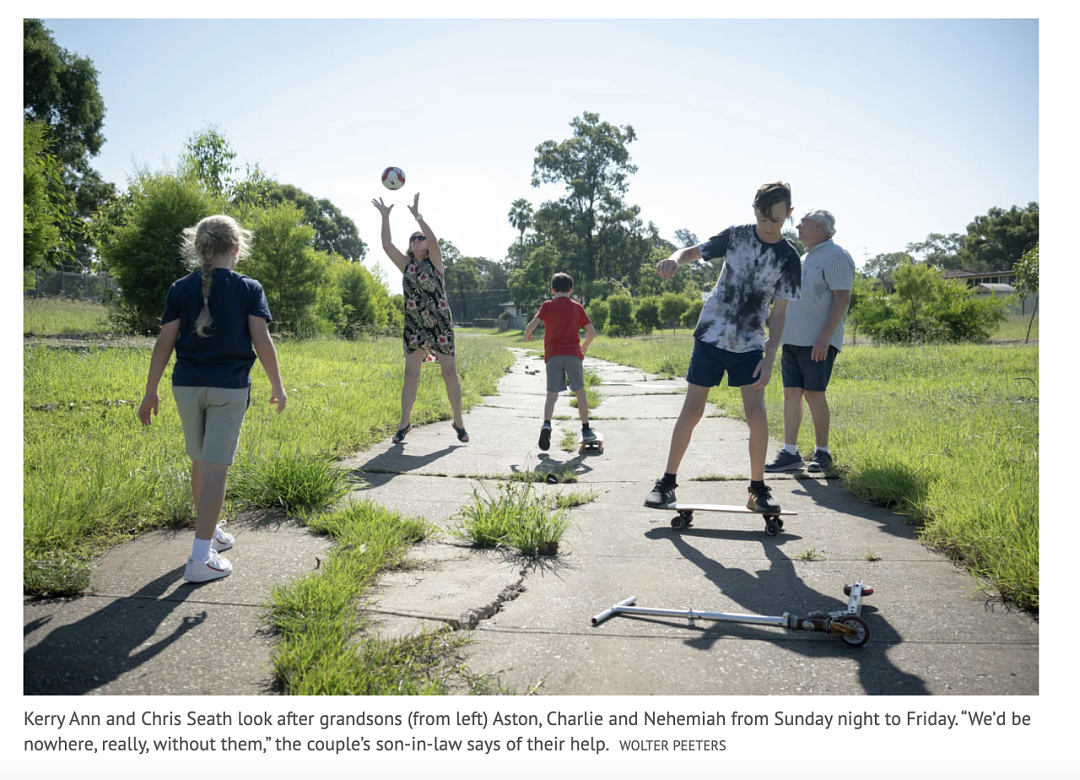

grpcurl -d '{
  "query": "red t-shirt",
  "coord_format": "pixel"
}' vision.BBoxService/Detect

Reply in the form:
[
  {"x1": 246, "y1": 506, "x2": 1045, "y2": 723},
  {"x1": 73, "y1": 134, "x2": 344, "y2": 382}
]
[{"x1": 536, "y1": 297, "x2": 591, "y2": 361}]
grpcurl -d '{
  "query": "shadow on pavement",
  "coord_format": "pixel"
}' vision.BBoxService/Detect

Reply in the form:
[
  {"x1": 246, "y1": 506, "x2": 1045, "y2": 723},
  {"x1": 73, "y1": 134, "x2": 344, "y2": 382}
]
[
  {"x1": 632, "y1": 526, "x2": 929, "y2": 694},
  {"x1": 24, "y1": 567, "x2": 206, "y2": 695}
]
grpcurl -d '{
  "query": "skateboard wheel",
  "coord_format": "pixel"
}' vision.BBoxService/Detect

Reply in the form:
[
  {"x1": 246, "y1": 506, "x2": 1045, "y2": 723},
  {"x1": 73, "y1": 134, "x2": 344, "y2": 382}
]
[
  {"x1": 843, "y1": 584, "x2": 874, "y2": 597},
  {"x1": 764, "y1": 519, "x2": 780, "y2": 537},
  {"x1": 670, "y1": 516, "x2": 684, "y2": 530},
  {"x1": 836, "y1": 615, "x2": 870, "y2": 646}
]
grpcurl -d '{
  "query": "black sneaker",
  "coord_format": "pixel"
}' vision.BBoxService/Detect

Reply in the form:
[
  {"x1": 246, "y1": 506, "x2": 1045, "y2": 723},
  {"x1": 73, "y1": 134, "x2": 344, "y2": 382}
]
[
  {"x1": 747, "y1": 482, "x2": 781, "y2": 513},
  {"x1": 538, "y1": 425, "x2": 551, "y2": 451},
  {"x1": 807, "y1": 449, "x2": 833, "y2": 473},
  {"x1": 765, "y1": 448, "x2": 804, "y2": 472},
  {"x1": 645, "y1": 478, "x2": 678, "y2": 508}
]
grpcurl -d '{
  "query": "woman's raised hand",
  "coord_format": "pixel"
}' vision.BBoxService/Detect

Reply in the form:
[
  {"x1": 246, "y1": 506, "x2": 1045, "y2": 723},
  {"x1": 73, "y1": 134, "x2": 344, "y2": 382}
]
[
  {"x1": 372, "y1": 197, "x2": 393, "y2": 216},
  {"x1": 407, "y1": 192, "x2": 421, "y2": 219}
]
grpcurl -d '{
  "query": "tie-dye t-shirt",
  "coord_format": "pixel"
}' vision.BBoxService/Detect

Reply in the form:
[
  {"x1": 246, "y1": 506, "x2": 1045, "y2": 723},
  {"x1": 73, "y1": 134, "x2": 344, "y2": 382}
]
[{"x1": 693, "y1": 224, "x2": 802, "y2": 353}]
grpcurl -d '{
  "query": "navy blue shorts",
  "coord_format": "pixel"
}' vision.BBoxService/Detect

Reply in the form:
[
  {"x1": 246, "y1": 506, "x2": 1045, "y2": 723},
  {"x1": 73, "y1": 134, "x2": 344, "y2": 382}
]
[
  {"x1": 781, "y1": 344, "x2": 839, "y2": 392},
  {"x1": 685, "y1": 338, "x2": 762, "y2": 388}
]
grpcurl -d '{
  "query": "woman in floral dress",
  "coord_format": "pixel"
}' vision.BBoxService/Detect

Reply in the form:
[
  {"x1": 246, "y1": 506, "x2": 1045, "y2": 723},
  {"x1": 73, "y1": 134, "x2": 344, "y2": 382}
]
[{"x1": 372, "y1": 193, "x2": 468, "y2": 443}]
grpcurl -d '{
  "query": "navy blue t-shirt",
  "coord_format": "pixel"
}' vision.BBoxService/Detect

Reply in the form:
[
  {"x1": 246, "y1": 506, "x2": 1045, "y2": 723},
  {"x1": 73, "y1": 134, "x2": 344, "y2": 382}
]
[{"x1": 160, "y1": 268, "x2": 273, "y2": 388}]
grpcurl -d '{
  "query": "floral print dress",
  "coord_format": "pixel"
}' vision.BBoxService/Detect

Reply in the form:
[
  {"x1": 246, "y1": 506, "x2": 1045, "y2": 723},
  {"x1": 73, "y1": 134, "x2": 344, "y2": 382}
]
[{"x1": 402, "y1": 255, "x2": 455, "y2": 360}]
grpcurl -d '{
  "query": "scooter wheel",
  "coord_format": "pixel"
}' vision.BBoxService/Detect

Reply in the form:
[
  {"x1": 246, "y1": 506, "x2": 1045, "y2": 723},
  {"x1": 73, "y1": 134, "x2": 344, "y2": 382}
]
[
  {"x1": 837, "y1": 615, "x2": 870, "y2": 646},
  {"x1": 843, "y1": 584, "x2": 875, "y2": 597}
]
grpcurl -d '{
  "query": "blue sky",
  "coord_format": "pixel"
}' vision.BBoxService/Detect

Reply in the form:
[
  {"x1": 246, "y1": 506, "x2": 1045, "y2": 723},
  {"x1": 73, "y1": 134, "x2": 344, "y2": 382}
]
[{"x1": 37, "y1": 17, "x2": 1039, "y2": 294}]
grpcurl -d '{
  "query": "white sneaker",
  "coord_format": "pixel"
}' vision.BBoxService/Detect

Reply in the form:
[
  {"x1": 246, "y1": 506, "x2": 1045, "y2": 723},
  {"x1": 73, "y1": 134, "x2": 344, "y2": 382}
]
[
  {"x1": 184, "y1": 550, "x2": 233, "y2": 583},
  {"x1": 211, "y1": 521, "x2": 234, "y2": 552}
]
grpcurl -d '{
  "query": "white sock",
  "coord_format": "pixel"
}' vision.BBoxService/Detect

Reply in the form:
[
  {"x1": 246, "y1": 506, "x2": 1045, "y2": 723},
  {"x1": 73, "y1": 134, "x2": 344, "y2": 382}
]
[
  {"x1": 816, "y1": 446, "x2": 830, "y2": 454},
  {"x1": 784, "y1": 444, "x2": 799, "y2": 455},
  {"x1": 191, "y1": 537, "x2": 212, "y2": 563}
]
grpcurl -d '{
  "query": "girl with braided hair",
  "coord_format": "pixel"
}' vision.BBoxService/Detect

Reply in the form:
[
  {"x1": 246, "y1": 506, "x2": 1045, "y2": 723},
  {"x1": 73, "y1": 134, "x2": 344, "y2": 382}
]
[{"x1": 138, "y1": 215, "x2": 286, "y2": 583}]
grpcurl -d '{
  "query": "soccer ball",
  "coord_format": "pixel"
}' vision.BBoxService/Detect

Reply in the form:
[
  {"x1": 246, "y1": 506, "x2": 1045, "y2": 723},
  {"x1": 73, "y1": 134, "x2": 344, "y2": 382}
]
[{"x1": 381, "y1": 166, "x2": 405, "y2": 190}]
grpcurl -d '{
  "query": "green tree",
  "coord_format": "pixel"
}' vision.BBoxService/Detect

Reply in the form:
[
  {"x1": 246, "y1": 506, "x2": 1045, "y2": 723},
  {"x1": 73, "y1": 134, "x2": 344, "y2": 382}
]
[
  {"x1": 658, "y1": 292, "x2": 691, "y2": 334},
  {"x1": 864, "y1": 251, "x2": 915, "y2": 283},
  {"x1": 244, "y1": 204, "x2": 331, "y2": 336},
  {"x1": 673, "y1": 228, "x2": 698, "y2": 248},
  {"x1": 893, "y1": 263, "x2": 939, "y2": 338},
  {"x1": 782, "y1": 226, "x2": 806, "y2": 256},
  {"x1": 265, "y1": 183, "x2": 367, "y2": 261},
  {"x1": 508, "y1": 243, "x2": 561, "y2": 316},
  {"x1": 587, "y1": 299, "x2": 608, "y2": 333},
  {"x1": 23, "y1": 120, "x2": 64, "y2": 269},
  {"x1": 24, "y1": 19, "x2": 114, "y2": 269},
  {"x1": 1013, "y1": 242, "x2": 1039, "y2": 342},
  {"x1": 605, "y1": 294, "x2": 636, "y2": 336},
  {"x1": 507, "y1": 198, "x2": 534, "y2": 265},
  {"x1": 956, "y1": 203, "x2": 1039, "y2": 272},
  {"x1": 98, "y1": 170, "x2": 222, "y2": 333},
  {"x1": 530, "y1": 112, "x2": 650, "y2": 298},
  {"x1": 633, "y1": 296, "x2": 660, "y2": 335},
  {"x1": 444, "y1": 255, "x2": 483, "y2": 322},
  {"x1": 906, "y1": 232, "x2": 964, "y2": 270},
  {"x1": 681, "y1": 298, "x2": 704, "y2": 329}
]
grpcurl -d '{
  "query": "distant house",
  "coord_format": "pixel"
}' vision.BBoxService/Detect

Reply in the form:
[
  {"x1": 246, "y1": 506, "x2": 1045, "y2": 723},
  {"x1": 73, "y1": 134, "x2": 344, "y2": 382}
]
[
  {"x1": 498, "y1": 301, "x2": 526, "y2": 330},
  {"x1": 941, "y1": 269, "x2": 1017, "y2": 287}
]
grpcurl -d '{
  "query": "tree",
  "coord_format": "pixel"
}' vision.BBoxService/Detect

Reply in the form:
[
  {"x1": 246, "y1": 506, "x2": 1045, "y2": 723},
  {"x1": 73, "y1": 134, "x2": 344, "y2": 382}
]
[
  {"x1": 1013, "y1": 242, "x2": 1039, "y2": 342},
  {"x1": 265, "y1": 183, "x2": 366, "y2": 261},
  {"x1": 24, "y1": 120, "x2": 64, "y2": 269},
  {"x1": 508, "y1": 243, "x2": 561, "y2": 316},
  {"x1": 444, "y1": 256, "x2": 482, "y2": 321},
  {"x1": 244, "y1": 204, "x2": 332, "y2": 336},
  {"x1": 507, "y1": 198, "x2": 534, "y2": 265},
  {"x1": 956, "y1": 203, "x2": 1039, "y2": 272},
  {"x1": 530, "y1": 112, "x2": 650, "y2": 299},
  {"x1": 633, "y1": 296, "x2": 660, "y2": 335},
  {"x1": 659, "y1": 292, "x2": 690, "y2": 334},
  {"x1": 893, "y1": 263, "x2": 940, "y2": 339},
  {"x1": 97, "y1": 170, "x2": 222, "y2": 333},
  {"x1": 906, "y1": 232, "x2": 964, "y2": 270},
  {"x1": 24, "y1": 19, "x2": 114, "y2": 269},
  {"x1": 24, "y1": 19, "x2": 106, "y2": 169},
  {"x1": 673, "y1": 229, "x2": 698, "y2": 248},
  {"x1": 864, "y1": 251, "x2": 915, "y2": 283}
]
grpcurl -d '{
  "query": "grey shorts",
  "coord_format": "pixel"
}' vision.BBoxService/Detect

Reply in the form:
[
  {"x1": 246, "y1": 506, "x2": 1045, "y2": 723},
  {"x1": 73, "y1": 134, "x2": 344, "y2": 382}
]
[
  {"x1": 172, "y1": 386, "x2": 250, "y2": 465},
  {"x1": 546, "y1": 354, "x2": 585, "y2": 392}
]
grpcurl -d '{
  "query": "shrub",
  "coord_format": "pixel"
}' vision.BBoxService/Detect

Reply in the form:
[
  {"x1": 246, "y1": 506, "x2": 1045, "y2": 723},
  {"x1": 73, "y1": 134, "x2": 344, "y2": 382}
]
[
  {"x1": 633, "y1": 296, "x2": 660, "y2": 335},
  {"x1": 658, "y1": 292, "x2": 690, "y2": 332},
  {"x1": 681, "y1": 298, "x2": 704, "y2": 329},
  {"x1": 587, "y1": 299, "x2": 608, "y2": 332},
  {"x1": 605, "y1": 294, "x2": 635, "y2": 336}
]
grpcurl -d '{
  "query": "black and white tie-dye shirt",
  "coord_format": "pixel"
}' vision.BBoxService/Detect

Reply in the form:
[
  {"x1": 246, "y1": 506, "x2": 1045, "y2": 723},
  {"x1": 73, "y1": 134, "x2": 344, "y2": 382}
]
[{"x1": 693, "y1": 224, "x2": 802, "y2": 353}]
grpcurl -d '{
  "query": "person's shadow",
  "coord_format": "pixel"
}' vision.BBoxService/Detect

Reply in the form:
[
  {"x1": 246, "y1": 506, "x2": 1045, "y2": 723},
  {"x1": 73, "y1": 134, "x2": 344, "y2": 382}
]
[
  {"x1": 791, "y1": 472, "x2": 924, "y2": 543},
  {"x1": 632, "y1": 525, "x2": 929, "y2": 694},
  {"x1": 24, "y1": 567, "x2": 207, "y2": 695},
  {"x1": 350, "y1": 444, "x2": 459, "y2": 483}
]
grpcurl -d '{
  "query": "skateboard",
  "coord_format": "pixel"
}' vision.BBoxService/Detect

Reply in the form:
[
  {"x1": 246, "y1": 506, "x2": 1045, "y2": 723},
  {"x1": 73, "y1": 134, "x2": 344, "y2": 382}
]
[
  {"x1": 656, "y1": 503, "x2": 795, "y2": 536},
  {"x1": 577, "y1": 430, "x2": 604, "y2": 455}
]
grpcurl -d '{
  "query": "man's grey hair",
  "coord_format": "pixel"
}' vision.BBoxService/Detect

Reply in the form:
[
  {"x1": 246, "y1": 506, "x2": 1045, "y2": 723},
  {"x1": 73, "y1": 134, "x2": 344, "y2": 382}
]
[{"x1": 803, "y1": 209, "x2": 836, "y2": 239}]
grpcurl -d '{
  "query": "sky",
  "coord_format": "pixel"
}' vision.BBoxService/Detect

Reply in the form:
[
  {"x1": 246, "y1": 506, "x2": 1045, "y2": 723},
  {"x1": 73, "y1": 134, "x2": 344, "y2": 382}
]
[{"x1": 34, "y1": 16, "x2": 1039, "y2": 296}]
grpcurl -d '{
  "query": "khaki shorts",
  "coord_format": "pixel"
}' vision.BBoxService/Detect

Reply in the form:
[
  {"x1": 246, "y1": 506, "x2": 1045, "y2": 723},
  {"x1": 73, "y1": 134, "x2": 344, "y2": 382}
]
[
  {"x1": 546, "y1": 354, "x2": 585, "y2": 393},
  {"x1": 172, "y1": 386, "x2": 250, "y2": 465}
]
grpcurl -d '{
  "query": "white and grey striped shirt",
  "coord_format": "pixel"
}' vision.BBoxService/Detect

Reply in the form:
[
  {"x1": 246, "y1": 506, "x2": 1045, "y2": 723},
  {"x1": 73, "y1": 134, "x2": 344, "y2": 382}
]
[{"x1": 781, "y1": 239, "x2": 855, "y2": 352}]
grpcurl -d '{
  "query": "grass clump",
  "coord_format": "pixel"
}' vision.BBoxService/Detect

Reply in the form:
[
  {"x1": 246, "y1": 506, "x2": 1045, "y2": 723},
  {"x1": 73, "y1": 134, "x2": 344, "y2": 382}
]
[
  {"x1": 551, "y1": 489, "x2": 598, "y2": 509},
  {"x1": 559, "y1": 430, "x2": 577, "y2": 453},
  {"x1": 568, "y1": 386, "x2": 602, "y2": 409},
  {"x1": 229, "y1": 451, "x2": 358, "y2": 516},
  {"x1": 262, "y1": 499, "x2": 466, "y2": 695},
  {"x1": 449, "y1": 481, "x2": 571, "y2": 556}
]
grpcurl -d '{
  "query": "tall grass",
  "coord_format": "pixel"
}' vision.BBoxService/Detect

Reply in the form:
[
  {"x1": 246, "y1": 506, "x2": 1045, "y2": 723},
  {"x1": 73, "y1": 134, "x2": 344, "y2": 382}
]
[
  {"x1": 583, "y1": 333, "x2": 1039, "y2": 610},
  {"x1": 449, "y1": 481, "x2": 571, "y2": 556},
  {"x1": 24, "y1": 297, "x2": 110, "y2": 336},
  {"x1": 23, "y1": 336, "x2": 514, "y2": 595}
]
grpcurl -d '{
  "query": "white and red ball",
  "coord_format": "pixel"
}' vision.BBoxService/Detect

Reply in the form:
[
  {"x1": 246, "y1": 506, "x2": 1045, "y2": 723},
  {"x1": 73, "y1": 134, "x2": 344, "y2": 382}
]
[{"x1": 381, "y1": 166, "x2": 405, "y2": 190}]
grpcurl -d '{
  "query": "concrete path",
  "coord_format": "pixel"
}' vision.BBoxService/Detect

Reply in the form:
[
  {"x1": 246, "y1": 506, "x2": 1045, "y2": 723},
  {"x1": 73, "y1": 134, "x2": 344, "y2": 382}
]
[{"x1": 24, "y1": 346, "x2": 1037, "y2": 695}]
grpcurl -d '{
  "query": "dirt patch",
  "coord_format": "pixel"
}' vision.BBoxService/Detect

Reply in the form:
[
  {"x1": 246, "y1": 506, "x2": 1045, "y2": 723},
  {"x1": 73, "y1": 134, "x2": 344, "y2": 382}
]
[{"x1": 24, "y1": 334, "x2": 156, "y2": 351}]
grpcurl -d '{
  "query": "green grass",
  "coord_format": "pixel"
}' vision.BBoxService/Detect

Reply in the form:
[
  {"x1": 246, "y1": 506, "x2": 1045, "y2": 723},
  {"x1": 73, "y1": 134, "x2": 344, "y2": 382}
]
[
  {"x1": 568, "y1": 386, "x2": 602, "y2": 409},
  {"x1": 559, "y1": 429, "x2": 577, "y2": 453},
  {"x1": 449, "y1": 481, "x2": 572, "y2": 556},
  {"x1": 24, "y1": 297, "x2": 111, "y2": 336},
  {"x1": 991, "y1": 313, "x2": 1039, "y2": 342},
  {"x1": 262, "y1": 499, "x2": 476, "y2": 695},
  {"x1": 551, "y1": 488, "x2": 598, "y2": 509},
  {"x1": 23, "y1": 335, "x2": 515, "y2": 595},
  {"x1": 583, "y1": 333, "x2": 1039, "y2": 611}
]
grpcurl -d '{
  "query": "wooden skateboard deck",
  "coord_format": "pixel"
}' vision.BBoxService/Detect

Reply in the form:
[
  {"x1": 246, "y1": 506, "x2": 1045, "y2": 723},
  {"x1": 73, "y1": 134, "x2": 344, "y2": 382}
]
[
  {"x1": 654, "y1": 503, "x2": 795, "y2": 535},
  {"x1": 577, "y1": 431, "x2": 604, "y2": 454}
]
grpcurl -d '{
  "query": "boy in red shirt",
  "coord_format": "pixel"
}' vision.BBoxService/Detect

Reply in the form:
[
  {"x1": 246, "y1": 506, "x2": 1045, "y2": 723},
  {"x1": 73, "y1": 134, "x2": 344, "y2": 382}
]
[{"x1": 524, "y1": 273, "x2": 598, "y2": 451}]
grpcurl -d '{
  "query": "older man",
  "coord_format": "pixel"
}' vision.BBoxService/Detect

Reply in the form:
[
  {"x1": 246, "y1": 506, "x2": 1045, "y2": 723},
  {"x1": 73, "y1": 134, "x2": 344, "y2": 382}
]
[{"x1": 765, "y1": 209, "x2": 855, "y2": 473}]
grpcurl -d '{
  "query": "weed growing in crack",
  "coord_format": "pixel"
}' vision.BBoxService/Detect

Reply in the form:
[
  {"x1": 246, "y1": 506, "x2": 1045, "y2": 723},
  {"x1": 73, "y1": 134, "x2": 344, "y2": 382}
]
[
  {"x1": 559, "y1": 430, "x2": 577, "y2": 453},
  {"x1": 551, "y1": 489, "x2": 598, "y2": 509},
  {"x1": 449, "y1": 481, "x2": 571, "y2": 557}
]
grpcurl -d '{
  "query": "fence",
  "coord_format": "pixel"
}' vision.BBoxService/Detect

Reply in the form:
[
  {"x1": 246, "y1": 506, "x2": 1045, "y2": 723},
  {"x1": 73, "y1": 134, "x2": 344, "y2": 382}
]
[
  {"x1": 499, "y1": 314, "x2": 526, "y2": 331},
  {"x1": 25, "y1": 265, "x2": 119, "y2": 301}
]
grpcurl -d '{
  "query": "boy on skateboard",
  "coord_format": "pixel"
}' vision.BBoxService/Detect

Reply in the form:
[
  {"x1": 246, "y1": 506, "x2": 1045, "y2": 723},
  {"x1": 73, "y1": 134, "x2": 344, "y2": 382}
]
[
  {"x1": 644, "y1": 182, "x2": 802, "y2": 513},
  {"x1": 524, "y1": 273, "x2": 599, "y2": 451}
]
